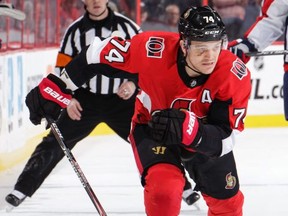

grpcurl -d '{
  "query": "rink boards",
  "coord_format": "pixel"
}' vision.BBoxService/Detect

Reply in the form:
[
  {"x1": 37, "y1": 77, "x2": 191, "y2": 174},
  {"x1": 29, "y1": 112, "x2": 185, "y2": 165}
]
[{"x1": 0, "y1": 44, "x2": 288, "y2": 172}]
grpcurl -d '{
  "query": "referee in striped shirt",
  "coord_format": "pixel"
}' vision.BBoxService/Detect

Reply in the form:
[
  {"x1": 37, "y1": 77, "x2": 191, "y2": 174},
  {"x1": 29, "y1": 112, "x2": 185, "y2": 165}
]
[{"x1": 6, "y1": 0, "x2": 141, "y2": 207}]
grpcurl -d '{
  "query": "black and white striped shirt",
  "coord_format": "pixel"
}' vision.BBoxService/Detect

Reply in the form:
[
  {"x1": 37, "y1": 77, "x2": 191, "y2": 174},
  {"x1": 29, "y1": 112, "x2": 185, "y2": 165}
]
[{"x1": 55, "y1": 7, "x2": 142, "y2": 94}]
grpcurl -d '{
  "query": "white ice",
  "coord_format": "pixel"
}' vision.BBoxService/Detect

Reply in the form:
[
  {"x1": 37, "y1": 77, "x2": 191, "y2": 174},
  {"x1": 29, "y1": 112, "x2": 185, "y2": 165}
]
[{"x1": 0, "y1": 127, "x2": 288, "y2": 215}]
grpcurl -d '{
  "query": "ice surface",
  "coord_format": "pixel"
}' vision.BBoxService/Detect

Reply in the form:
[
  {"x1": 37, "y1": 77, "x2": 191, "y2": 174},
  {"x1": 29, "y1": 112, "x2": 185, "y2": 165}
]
[{"x1": 0, "y1": 127, "x2": 287, "y2": 215}]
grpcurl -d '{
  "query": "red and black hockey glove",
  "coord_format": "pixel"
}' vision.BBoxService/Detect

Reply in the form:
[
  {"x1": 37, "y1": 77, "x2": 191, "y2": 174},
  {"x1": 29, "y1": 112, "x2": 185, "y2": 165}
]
[
  {"x1": 228, "y1": 38, "x2": 257, "y2": 64},
  {"x1": 149, "y1": 108, "x2": 201, "y2": 148},
  {"x1": 25, "y1": 74, "x2": 72, "y2": 125}
]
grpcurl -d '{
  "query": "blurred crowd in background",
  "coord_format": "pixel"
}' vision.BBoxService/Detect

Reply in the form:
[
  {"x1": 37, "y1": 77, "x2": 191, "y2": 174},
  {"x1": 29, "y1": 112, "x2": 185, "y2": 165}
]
[
  {"x1": 140, "y1": 0, "x2": 263, "y2": 40},
  {"x1": 0, "y1": 0, "x2": 282, "y2": 52}
]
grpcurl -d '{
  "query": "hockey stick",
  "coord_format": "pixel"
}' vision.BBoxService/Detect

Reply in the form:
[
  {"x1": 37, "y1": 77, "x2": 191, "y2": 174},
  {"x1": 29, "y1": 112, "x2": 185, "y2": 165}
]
[
  {"x1": 46, "y1": 117, "x2": 107, "y2": 216},
  {"x1": 0, "y1": 3, "x2": 26, "y2": 20},
  {"x1": 246, "y1": 50, "x2": 288, "y2": 57},
  {"x1": 246, "y1": 49, "x2": 288, "y2": 120}
]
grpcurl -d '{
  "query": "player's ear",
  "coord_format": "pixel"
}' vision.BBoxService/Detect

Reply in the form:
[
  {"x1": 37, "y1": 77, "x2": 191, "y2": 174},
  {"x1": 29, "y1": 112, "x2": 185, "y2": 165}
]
[{"x1": 179, "y1": 40, "x2": 187, "y2": 56}]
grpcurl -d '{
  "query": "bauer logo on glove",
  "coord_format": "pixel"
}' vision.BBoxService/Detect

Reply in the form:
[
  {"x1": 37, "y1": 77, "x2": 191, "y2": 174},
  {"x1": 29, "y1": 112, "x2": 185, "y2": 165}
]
[
  {"x1": 39, "y1": 77, "x2": 71, "y2": 108},
  {"x1": 25, "y1": 74, "x2": 72, "y2": 125},
  {"x1": 182, "y1": 111, "x2": 199, "y2": 146}
]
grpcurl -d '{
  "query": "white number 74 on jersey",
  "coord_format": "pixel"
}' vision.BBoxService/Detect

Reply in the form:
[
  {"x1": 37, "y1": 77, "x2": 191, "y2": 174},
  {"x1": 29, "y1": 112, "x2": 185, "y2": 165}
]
[{"x1": 105, "y1": 38, "x2": 131, "y2": 63}]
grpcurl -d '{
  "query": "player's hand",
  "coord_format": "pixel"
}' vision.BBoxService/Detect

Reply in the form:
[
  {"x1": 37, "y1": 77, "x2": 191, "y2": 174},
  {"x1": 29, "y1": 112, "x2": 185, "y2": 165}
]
[
  {"x1": 117, "y1": 81, "x2": 136, "y2": 100},
  {"x1": 67, "y1": 98, "x2": 82, "y2": 120},
  {"x1": 228, "y1": 38, "x2": 257, "y2": 64},
  {"x1": 25, "y1": 74, "x2": 72, "y2": 125},
  {"x1": 148, "y1": 108, "x2": 200, "y2": 147}
]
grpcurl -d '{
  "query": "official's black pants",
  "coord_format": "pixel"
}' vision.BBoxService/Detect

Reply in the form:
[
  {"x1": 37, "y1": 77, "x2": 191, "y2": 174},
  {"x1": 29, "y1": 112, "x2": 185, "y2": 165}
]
[{"x1": 15, "y1": 88, "x2": 136, "y2": 196}]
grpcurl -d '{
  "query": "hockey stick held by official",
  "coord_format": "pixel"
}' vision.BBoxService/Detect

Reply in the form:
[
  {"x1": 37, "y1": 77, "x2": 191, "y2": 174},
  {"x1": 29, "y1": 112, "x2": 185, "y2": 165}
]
[
  {"x1": 246, "y1": 50, "x2": 288, "y2": 56},
  {"x1": 46, "y1": 117, "x2": 107, "y2": 216}
]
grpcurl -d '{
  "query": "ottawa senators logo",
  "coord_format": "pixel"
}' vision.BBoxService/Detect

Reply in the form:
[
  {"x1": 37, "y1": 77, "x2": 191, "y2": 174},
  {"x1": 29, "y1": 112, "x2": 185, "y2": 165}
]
[
  {"x1": 171, "y1": 98, "x2": 195, "y2": 111},
  {"x1": 225, "y1": 172, "x2": 237, "y2": 189},
  {"x1": 230, "y1": 58, "x2": 247, "y2": 80},
  {"x1": 146, "y1": 37, "x2": 165, "y2": 58}
]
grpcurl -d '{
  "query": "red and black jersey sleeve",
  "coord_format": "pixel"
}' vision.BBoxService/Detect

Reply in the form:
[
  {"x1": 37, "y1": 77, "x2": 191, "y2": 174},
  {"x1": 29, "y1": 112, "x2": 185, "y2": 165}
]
[
  {"x1": 63, "y1": 36, "x2": 138, "y2": 87},
  {"x1": 191, "y1": 50, "x2": 251, "y2": 157}
]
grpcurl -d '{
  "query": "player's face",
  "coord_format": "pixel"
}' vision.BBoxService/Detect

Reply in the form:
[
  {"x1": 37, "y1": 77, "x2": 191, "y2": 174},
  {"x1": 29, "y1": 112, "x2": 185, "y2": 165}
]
[
  {"x1": 183, "y1": 40, "x2": 222, "y2": 76},
  {"x1": 84, "y1": 0, "x2": 108, "y2": 20}
]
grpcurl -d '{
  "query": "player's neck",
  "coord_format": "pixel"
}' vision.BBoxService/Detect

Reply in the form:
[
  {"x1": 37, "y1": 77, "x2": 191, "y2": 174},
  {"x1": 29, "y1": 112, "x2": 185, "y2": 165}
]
[
  {"x1": 184, "y1": 61, "x2": 201, "y2": 77},
  {"x1": 185, "y1": 67, "x2": 200, "y2": 77}
]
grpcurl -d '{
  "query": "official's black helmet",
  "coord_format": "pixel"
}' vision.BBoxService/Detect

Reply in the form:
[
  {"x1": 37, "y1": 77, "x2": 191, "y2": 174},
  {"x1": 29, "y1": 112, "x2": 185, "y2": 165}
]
[{"x1": 178, "y1": 6, "x2": 226, "y2": 42}]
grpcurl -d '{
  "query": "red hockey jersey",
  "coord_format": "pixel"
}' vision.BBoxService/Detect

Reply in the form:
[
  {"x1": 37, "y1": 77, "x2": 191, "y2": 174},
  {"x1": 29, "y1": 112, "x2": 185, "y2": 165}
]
[{"x1": 65, "y1": 31, "x2": 251, "y2": 156}]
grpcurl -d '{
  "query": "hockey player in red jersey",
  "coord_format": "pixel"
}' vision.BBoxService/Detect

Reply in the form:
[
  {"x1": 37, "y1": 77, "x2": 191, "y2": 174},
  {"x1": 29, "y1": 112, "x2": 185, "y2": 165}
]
[
  {"x1": 229, "y1": 0, "x2": 288, "y2": 120},
  {"x1": 25, "y1": 5, "x2": 251, "y2": 216}
]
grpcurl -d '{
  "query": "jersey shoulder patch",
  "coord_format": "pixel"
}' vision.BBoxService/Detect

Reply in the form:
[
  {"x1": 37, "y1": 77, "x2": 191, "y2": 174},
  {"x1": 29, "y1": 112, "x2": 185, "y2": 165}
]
[{"x1": 230, "y1": 58, "x2": 248, "y2": 80}]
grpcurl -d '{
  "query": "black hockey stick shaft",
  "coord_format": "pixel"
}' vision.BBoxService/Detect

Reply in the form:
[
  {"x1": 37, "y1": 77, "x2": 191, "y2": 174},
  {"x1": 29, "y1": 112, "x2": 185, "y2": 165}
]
[
  {"x1": 246, "y1": 50, "x2": 288, "y2": 56},
  {"x1": 47, "y1": 118, "x2": 107, "y2": 216}
]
